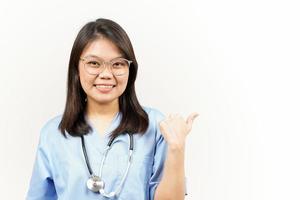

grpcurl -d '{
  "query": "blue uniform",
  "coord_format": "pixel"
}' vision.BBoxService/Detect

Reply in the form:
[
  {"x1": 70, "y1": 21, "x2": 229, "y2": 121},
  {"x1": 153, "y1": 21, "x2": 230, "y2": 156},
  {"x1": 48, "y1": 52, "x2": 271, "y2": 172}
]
[{"x1": 26, "y1": 107, "x2": 167, "y2": 200}]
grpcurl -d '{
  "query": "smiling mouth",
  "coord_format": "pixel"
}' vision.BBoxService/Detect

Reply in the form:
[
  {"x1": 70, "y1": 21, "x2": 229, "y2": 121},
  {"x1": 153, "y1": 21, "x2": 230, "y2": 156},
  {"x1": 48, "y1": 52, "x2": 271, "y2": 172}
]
[
  {"x1": 94, "y1": 85, "x2": 116, "y2": 88},
  {"x1": 93, "y1": 85, "x2": 116, "y2": 93},
  {"x1": 93, "y1": 84, "x2": 116, "y2": 88}
]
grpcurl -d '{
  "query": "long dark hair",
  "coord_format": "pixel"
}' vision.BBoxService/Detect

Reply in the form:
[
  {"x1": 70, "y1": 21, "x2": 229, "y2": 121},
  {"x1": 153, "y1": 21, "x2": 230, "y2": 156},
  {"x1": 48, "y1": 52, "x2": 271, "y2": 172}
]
[{"x1": 58, "y1": 18, "x2": 149, "y2": 138}]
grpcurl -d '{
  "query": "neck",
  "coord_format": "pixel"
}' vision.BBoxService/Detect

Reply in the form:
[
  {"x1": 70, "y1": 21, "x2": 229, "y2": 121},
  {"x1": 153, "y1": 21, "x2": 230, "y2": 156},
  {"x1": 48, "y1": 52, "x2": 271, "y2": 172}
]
[{"x1": 85, "y1": 97, "x2": 119, "y2": 120}]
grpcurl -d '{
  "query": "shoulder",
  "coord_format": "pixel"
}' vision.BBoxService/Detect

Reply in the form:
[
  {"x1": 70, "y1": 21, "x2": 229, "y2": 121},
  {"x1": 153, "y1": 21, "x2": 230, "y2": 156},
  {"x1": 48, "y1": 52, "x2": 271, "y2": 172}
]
[
  {"x1": 38, "y1": 114, "x2": 65, "y2": 145},
  {"x1": 141, "y1": 106, "x2": 167, "y2": 147},
  {"x1": 40, "y1": 114, "x2": 63, "y2": 134},
  {"x1": 142, "y1": 106, "x2": 165, "y2": 122},
  {"x1": 141, "y1": 106, "x2": 166, "y2": 139}
]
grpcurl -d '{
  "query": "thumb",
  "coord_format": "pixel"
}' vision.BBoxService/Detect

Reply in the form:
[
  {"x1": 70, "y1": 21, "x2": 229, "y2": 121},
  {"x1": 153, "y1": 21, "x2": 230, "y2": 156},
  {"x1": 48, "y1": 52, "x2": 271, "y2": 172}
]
[{"x1": 186, "y1": 112, "x2": 199, "y2": 131}]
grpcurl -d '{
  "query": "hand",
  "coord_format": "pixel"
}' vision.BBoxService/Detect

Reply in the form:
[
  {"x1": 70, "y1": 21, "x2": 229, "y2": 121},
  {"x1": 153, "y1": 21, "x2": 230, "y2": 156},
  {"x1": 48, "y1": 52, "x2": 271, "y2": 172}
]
[{"x1": 159, "y1": 112, "x2": 199, "y2": 150}]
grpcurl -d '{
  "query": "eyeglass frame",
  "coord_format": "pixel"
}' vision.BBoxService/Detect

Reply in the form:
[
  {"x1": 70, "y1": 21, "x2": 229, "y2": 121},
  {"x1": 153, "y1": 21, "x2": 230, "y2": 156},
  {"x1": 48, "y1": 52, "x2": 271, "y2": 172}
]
[{"x1": 79, "y1": 56, "x2": 132, "y2": 76}]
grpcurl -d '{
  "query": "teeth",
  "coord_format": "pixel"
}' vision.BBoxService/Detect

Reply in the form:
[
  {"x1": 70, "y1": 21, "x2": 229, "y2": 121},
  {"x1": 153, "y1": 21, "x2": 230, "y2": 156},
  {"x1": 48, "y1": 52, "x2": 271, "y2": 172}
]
[{"x1": 95, "y1": 85, "x2": 114, "y2": 88}]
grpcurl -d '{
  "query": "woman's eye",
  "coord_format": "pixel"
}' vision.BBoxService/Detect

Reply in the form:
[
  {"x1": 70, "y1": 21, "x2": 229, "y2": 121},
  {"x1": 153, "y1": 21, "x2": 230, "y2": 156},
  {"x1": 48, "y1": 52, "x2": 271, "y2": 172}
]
[
  {"x1": 88, "y1": 61, "x2": 100, "y2": 66},
  {"x1": 113, "y1": 62, "x2": 125, "y2": 67}
]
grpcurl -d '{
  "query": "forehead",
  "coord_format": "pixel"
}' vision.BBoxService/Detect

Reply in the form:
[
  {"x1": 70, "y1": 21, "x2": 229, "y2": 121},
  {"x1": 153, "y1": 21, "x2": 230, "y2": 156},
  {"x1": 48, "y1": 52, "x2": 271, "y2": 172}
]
[{"x1": 81, "y1": 37, "x2": 124, "y2": 60}]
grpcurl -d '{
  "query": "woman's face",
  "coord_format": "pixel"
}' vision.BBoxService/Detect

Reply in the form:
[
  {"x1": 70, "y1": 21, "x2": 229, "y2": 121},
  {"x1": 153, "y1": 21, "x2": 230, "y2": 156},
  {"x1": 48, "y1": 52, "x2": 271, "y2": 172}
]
[{"x1": 78, "y1": 37, "x2": 129, "y2": 105}]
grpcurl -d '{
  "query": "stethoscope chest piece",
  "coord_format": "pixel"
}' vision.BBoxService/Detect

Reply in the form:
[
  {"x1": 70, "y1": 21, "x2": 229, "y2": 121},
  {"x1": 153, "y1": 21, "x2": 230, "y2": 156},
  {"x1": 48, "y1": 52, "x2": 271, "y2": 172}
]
[
  {"x1": 86, "y1": 175, "x2": 104, "y2": 192},
  {"x1": 81, "y1": 133, "x2": 134, "y2": 198}
]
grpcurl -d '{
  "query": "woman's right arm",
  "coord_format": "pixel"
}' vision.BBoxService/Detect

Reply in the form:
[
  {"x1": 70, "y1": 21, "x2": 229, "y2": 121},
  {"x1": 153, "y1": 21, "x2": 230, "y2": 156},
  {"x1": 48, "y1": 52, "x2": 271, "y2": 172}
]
[{"x1": 26, "y1": 128, "x2": 57, "y2": 200}]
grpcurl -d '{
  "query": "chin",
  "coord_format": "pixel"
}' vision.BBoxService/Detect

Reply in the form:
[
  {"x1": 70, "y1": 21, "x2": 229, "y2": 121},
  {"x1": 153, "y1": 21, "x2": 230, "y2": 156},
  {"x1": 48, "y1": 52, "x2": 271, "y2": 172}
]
[{"x1": 94, "y1": 96, "x2": 118, "y2": 104}]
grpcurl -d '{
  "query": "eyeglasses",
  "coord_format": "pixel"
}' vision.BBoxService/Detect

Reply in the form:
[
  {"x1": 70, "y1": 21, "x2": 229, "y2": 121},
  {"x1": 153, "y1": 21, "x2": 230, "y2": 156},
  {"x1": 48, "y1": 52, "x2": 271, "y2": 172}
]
[{"x1": 80, "y1": 56, "x2": 132, "y2": 76}]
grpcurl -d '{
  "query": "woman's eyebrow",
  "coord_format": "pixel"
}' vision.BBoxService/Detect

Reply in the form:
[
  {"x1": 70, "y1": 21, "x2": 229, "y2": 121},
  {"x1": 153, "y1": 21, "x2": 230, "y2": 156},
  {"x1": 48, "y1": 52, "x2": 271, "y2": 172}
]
[{"x1": 84, "y1": 54, "x2": 124, "y2": 60}]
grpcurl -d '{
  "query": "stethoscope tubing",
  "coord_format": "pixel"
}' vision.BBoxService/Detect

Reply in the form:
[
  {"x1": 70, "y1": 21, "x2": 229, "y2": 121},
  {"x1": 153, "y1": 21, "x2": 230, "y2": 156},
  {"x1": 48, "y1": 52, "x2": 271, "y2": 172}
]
[
  {"x1": 80, "y1": 133, "x2": 134, "y2": 198},
  {"x1": 80, "y1": 133, "x2": 133, "y2": 176}
]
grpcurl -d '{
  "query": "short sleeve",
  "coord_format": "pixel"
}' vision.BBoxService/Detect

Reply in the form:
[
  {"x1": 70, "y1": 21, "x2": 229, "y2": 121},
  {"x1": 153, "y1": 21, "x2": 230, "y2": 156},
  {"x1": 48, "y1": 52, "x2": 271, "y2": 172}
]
[
  {"x1": 26, "y1": 126, "x2": 57, "y2": 200},
  {"x1": 148, "y1": 110, "x2": 167, "y2": 200}
]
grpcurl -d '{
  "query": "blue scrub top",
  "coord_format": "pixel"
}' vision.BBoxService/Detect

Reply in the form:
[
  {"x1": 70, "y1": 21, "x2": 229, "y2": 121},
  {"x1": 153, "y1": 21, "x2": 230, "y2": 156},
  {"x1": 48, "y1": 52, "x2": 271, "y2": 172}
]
[{"x1": 26, "y1": 106, "x2": 167, "y2": 200}]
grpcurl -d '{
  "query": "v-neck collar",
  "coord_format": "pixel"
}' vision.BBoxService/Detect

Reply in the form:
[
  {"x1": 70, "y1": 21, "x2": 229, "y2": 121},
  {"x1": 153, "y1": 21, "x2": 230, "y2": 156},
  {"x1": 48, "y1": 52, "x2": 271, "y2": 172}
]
[{"x1": 84, "y1": 111, "x2": 122, "y2": 155}]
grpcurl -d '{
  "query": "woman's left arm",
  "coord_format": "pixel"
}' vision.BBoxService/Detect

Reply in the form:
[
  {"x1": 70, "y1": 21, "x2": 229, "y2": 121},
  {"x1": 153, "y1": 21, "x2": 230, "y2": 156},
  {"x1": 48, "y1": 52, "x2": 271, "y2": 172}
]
[{"x1": 154, "y1": 112, "x2": 199, "y2": 200}]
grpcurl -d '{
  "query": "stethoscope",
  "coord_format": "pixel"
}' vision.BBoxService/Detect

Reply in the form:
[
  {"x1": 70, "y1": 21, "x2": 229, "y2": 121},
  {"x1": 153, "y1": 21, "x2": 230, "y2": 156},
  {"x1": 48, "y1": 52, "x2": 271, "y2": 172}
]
[{"x1": 80, "y1": 133, "x2": 134, "y2": 198}]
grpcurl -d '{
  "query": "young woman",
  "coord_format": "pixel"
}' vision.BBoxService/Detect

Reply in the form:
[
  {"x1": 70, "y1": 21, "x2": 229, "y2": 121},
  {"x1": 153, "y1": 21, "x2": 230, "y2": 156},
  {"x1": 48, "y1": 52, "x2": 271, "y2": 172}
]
[{"x1": 26, "y1": 18, "x2": 198, "y2": 200}]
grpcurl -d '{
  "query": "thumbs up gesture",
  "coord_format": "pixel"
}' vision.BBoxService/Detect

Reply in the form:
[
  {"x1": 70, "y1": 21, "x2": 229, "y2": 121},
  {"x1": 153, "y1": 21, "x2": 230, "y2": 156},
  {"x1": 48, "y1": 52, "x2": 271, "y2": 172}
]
[{"x1": 159, "y1": 112, "x2": 199, "y2": 150}]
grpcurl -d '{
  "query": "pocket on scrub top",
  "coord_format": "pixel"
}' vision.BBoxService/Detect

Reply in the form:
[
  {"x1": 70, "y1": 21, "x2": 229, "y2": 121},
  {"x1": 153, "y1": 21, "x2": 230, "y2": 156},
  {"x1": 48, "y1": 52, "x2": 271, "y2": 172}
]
[{"x1": 116, "y1": 153, "x2": 152, "y2": 181}]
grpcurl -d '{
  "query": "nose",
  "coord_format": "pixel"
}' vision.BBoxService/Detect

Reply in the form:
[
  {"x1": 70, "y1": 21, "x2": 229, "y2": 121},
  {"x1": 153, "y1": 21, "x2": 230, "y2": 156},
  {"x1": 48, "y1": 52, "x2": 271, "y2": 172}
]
[{"x1": 97, "y1": 65, "x2": 113, "y2": 79}]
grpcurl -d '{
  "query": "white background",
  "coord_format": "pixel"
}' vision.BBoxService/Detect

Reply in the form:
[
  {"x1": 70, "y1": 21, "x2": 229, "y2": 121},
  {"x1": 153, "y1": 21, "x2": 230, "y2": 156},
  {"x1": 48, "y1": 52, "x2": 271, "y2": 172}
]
[{"x1": 0, "y1": 0, "x2": 299, "y2": 199}]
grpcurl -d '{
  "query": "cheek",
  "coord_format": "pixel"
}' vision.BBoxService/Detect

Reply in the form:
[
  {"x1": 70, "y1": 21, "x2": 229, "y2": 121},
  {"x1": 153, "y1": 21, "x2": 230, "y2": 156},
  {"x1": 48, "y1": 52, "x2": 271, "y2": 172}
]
[
  {"x1": 78, "y1": 66, "x2": 93, "y2": 91},
  {"x1": 116, "y1": 77, "x2": 129, "y2": 92}
]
